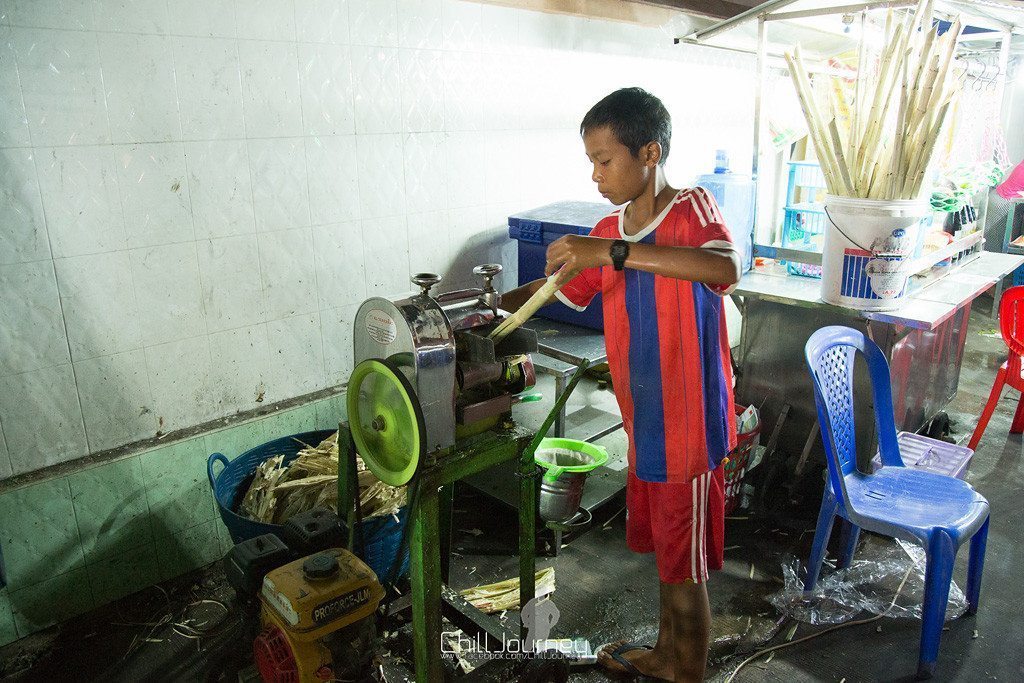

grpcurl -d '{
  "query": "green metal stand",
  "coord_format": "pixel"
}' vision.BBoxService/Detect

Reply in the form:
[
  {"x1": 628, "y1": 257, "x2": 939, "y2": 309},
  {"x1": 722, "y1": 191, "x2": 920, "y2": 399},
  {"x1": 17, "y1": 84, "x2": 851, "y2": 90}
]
[
  {"x1": 405, "y1": 360, "x2": 591, "y2": 682},
  {"x1": 335, "y1": 362, "x2": 590, "y2": 681}
]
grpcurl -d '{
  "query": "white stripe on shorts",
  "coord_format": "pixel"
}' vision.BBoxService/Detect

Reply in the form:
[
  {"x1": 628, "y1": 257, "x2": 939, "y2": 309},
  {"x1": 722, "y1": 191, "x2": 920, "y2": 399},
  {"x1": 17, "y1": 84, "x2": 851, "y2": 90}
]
[
  {"x1": 701, "y1": 470, "x2": 711, "y2": 580},
  {"x1": 691, "y1": 476, "x2": 699, "y2": 580}
]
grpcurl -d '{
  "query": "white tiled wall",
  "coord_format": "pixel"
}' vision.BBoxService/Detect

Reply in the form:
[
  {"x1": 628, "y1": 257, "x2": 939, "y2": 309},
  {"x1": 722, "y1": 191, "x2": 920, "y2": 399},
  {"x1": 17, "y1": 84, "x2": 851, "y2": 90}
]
[{"x1": 0, "y1": 0, "x2": 754, "y2": 478}]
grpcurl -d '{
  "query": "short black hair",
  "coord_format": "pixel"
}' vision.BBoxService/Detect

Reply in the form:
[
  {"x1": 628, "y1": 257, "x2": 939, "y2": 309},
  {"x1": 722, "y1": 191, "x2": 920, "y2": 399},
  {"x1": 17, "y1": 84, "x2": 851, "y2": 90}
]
[{"x1": 580, "y1": 88, "x2": 672, "y2": 165}]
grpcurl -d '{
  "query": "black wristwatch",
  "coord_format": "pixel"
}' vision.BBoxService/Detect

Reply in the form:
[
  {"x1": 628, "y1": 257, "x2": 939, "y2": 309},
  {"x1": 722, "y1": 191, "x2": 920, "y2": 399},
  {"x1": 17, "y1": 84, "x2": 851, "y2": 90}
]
[{"x1": 610, "y1": 239, "x2": 629, "y2": 271}]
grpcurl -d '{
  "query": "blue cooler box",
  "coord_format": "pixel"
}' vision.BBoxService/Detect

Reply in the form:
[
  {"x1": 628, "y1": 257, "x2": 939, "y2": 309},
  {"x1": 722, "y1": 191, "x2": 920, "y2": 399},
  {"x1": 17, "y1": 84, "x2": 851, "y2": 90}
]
[{"x1": 508, "y1": 201, "x2": 612, "y2": 330}]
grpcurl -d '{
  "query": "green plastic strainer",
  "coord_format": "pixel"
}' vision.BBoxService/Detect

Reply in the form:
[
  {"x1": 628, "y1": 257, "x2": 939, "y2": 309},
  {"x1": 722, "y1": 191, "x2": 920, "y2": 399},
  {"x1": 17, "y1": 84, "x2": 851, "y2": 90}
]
[{"x1": 534, "y1": 438, "x2": 608, "y2": 483}]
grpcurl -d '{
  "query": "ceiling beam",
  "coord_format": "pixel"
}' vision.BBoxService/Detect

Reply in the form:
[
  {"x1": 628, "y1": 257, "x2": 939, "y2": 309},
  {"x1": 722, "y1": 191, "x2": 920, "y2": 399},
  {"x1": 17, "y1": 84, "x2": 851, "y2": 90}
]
[
  {"x1": 688, "y1": 0, "x2": 801, "y2": 41},
  {"x1": 473, "y1": 0, "x2": 677, "y2": 26},
  {"x1": 765, "y1": 1, "x2": 917, "y2": 23},
  {"x1": 638, "y1": 0, "x2": 763, "y2": 21}
]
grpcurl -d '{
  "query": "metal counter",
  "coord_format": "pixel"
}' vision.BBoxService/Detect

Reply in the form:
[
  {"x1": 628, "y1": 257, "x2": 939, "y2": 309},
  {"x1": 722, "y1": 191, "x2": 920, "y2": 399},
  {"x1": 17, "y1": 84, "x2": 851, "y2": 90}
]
[
  {"x1": 522, "y1": 318, "x2": 621, "y2": 441},
  {"x1": 734, "y1": 251, "x2": 1023, "y2": 470},
  {"x1": 735, "y1": 252, "x2": 1021, "y2": 331}
]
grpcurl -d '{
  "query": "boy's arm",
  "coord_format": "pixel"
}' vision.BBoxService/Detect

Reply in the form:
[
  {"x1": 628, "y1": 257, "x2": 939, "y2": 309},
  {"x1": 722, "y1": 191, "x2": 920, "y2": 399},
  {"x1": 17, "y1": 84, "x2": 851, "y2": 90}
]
[
  {"x1": 544, "y1": 235, "x2": 741, "y2": 288},
  {"x1": 498, "y1": 278, "x2": 555, "y2": 314}
]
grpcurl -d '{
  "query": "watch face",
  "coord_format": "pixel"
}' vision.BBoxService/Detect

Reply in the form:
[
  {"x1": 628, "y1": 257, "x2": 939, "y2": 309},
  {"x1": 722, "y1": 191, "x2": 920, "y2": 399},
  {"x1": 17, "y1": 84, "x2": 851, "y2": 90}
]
[{"x1": 611, "y1": 241, "x2": 628, "y2": 270}]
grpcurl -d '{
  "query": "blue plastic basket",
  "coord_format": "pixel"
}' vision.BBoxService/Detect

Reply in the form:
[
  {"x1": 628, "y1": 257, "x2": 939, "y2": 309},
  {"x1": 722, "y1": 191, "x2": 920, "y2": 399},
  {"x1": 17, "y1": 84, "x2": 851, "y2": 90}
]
[
  {"x1": 207, "y1": 429, "x2": 409, "y2": 580},
  {"x1": 781, "y1": 203, "x2": 825, "y2": 278}
]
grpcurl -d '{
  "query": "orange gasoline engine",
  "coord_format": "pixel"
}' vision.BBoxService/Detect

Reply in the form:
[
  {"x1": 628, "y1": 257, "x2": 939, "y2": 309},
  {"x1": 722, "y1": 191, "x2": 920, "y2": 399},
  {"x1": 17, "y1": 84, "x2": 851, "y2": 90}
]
[{"x1": 253, "y1": 548, "x2": 384, "y2": 683}]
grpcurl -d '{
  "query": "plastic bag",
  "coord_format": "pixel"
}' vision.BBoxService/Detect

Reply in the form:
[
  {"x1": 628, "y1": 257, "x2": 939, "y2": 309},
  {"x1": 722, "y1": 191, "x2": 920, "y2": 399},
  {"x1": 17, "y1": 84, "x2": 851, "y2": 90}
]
[{"x1": 769, "y1": 538, "x2": 967, "y2": 626}]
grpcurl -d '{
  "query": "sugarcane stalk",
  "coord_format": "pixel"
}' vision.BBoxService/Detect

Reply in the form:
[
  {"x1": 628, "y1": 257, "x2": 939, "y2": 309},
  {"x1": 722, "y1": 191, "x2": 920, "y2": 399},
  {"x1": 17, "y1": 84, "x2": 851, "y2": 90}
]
[
  {"x1": 867, "y1": 147, "x2": 887, "y2": 199},
  {"x1": 489, "y1": 275, "x2": 561, "y2": 343},
  {"x1": 784, "y1": 51, "x2": 840, "y2": 193},
  {"x1": 858, "y1": 42, "x2": 910, "y2": 195},
  {"x1": 903, "y1": 98, "x2": 951, "y2": 198},
  {"x1": 907, "y1": 41, "x2": 941, "y2": 142},
  {"x1": 922, "y1": 0, "x2": 935, "y2": 34},
  {"x1": 882, "y1": 8, "x2": 895, "y2": 55},
  {"x1": 866, "y1": 157, "x2": 882, "y2": 199},
  {"x1": 828, "y1": 118, "x2": 856, "y2": 197},
  {"x1": 855, "y1": 19, "x2": 908, "y2": 190},
  {"x1": 910, "y1": 85, "x2": 954, "y2": 173},
  {"x1": 827, "y1": 84, "x2": 855, "y2": 193},
  {"x1": 922, "y1": 19, "x2": 962, "y2": 130},
  {"x1": 909, "y1": 0, "x2": 930, "y2": 35},
  {"x1": 909, "y1": 100, "x2": 952, "y2": 197},
  {"x1": 789, "y1": 50, "x2": 829, "y2": 159},
  {"x1": 904, "y1": 26, "x2": 938, "y2": 130},
  {"x1": 899, "y1": 61, "x2": 935, "y2": 187},
  {"x1": 889, "y1": 61, "x2": 911, "y2": 199},
  {"x1": 852, "y1": 8, "x2": 893, "y2": 168},
  {"x1": 794, "y1": 47, "x2": 849, "y2": 194},
  {"x1": 901, "y1": 78, "x2": 948, "y2": 195}
]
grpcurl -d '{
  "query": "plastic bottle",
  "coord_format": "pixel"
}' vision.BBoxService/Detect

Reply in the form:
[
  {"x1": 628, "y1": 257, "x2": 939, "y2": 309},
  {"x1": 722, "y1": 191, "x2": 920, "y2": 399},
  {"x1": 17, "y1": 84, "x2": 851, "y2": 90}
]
[{"x1": 695, "y1": 150, "x2": 756, "y2": 273}]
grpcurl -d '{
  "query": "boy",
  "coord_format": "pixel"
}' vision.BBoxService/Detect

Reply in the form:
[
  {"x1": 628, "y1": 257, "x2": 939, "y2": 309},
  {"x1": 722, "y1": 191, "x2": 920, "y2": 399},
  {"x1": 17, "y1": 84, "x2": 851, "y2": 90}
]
[{"x1": 500, "y1": 88, "x2": 739, "y2": 682}]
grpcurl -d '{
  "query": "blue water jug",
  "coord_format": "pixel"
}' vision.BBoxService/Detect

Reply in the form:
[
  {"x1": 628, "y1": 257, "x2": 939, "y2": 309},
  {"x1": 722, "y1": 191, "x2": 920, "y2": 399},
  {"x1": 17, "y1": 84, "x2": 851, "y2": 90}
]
[{"x1": 695, "y1": 150, "x2": 755, "y2": 273}]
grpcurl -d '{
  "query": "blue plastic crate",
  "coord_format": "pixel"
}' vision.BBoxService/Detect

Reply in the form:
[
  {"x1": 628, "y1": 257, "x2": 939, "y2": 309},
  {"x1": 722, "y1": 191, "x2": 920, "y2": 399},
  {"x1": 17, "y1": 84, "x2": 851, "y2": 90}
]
[
  {"x1": 508, "y1": 201, "x2": 611, "y2": 330},
  {"x1": 508, "y1": 201, "x2": 611, "y2": 244},
  {"x1": 1014, "y1": 263, "x2": 1024, "y2": 287},
  {"x1": 786, "y1": 161, "x2": 827, "y2": 206},
  {"x1": 516, "y1": 241, "x2": 604, "y2": 329},
  {"x1": 871, "y1": 431, "x2": 973, "y2": 480},
  {"x1": 781, "y1": 203, "x2": 825, "y2": 278}
]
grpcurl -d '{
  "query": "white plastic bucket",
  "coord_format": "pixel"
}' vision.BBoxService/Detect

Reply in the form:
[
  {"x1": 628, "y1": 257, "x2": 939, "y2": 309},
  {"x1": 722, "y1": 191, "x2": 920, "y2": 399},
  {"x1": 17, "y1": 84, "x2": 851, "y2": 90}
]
[{"x1": 820, "y1": 195, "x2": 930, "y2": 311}]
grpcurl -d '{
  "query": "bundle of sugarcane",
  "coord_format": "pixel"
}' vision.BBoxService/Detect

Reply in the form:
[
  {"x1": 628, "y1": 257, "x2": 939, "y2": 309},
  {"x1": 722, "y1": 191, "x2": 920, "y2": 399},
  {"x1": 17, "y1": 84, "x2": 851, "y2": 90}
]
[
  {"x1": 784, "y1": 0, "x2": 962, "y2": 200},
  {"x1": 239, "y1": 432, "x2": 406, "y2": 525},
  {"x1": 458, "y1": 567, "x2": 556, "y2": 614}
]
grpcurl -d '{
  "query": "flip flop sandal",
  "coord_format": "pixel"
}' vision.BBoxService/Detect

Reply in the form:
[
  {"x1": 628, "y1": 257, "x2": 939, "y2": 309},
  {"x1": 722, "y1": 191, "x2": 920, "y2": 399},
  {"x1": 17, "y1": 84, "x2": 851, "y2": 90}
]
[{"x1": 597, "y1": 642, "x2": 653, "y2": 679}]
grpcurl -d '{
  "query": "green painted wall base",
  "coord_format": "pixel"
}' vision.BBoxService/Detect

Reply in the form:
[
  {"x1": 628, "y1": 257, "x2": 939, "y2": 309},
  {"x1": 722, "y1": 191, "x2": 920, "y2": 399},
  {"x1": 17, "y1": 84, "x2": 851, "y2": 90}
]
[{"x1": 0, "y1": 392, "x2": 346, "y2": 647}]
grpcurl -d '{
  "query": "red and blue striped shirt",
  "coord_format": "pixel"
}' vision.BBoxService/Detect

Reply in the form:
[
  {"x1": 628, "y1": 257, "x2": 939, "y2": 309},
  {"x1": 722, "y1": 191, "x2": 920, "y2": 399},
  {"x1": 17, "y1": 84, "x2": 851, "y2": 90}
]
[{"x1": 556, "y1": 187, "x2": 738, "y2": 483}]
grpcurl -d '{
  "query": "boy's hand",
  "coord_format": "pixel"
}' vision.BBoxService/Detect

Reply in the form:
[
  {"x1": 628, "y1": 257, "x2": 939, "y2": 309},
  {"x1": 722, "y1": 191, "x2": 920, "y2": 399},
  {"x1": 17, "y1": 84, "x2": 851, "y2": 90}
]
[{"x1": 544, "y1": 235, "x2": 611, "y2": 284}]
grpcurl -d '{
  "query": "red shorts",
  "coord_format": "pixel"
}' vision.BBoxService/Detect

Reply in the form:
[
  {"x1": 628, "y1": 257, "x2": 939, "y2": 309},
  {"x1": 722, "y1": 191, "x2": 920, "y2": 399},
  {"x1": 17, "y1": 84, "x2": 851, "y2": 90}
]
[{"x1": 625, "y1": 466, "x2": 725, "y2": 584}]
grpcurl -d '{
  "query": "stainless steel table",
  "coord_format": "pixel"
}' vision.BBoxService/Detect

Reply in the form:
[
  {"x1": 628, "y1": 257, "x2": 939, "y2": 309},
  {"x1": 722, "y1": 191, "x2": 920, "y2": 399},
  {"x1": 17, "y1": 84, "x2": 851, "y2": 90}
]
[
  {"x1": 734, "y1": 251, "x2": 1024, "y2": 469},
  {"x1": 522, "y1": 318, "x2": 622, "y2": 441},
  {"x1": 461, "y1": 319, "x2": 625, "y2": 555}
]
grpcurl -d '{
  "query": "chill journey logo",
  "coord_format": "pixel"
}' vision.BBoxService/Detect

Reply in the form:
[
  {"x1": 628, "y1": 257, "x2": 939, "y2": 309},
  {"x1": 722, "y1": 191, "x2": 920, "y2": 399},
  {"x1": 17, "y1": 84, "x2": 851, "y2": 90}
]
[{"x1": 441, "y1": 597, "x2": 587, "y2": 660}]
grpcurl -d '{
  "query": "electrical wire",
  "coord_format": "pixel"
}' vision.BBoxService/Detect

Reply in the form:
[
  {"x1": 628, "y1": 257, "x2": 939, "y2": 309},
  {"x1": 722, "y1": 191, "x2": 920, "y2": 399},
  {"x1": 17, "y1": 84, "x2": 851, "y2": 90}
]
[{"x1": 723, "y1": 566, "x2": 915, "y2": 683}]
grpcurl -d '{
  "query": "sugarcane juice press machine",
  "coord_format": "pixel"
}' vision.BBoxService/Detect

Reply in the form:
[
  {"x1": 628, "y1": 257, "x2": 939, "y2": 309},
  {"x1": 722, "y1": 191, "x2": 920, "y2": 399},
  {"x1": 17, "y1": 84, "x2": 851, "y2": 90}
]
[{"x1": 339, "y1": 264, "x2": 588, "y2": 682}]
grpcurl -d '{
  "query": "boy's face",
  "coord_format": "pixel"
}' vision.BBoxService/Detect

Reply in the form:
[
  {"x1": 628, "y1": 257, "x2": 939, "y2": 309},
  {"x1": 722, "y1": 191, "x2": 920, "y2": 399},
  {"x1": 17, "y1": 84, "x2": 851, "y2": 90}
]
[{"x1": 583, "y1": 125, "x2": 658, "y2": 206}]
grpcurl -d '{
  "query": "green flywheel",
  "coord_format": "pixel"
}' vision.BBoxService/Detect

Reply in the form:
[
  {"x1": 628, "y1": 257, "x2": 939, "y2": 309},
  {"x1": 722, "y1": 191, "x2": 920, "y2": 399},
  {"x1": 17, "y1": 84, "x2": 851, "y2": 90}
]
[{"x1": 346, "y1": 358, "x2": 425, "y2": 486}]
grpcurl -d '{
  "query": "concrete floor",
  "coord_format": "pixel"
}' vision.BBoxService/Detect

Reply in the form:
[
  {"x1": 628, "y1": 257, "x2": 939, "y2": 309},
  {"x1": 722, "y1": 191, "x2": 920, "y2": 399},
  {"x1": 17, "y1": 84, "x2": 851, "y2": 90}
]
[
  {"x1": 714, "y1": 301, "x2": 1022, "y2": 683},
  {"x1": 532, "y1": 297, "x2": 1021, "y2": 683},
  {"x1": 1, "y1": 296, "x2": 1021, "y2": 682},
  {"x1": 507, "y1": 297, "x2": 1023, "y2": 683}
]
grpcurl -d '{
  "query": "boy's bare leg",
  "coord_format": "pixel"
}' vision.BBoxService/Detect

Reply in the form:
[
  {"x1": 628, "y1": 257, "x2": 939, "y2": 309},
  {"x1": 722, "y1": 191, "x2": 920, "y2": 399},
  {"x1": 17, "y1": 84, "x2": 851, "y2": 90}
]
[
  {"x1": 598, "y1": 581, "x2": 710, "y2": 681},
  {"x1": 654, "y1": 581, "x2": 674, "y2": 650},
  {"x1": 664, "y1": 581, "x2": 711, "y2": 682}
]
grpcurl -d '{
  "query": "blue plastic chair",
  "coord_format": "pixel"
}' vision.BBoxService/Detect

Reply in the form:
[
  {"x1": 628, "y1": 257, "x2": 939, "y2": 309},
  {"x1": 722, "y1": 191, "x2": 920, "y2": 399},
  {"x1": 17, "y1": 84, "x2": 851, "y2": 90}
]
[{"x1": 803, "y1": 326, "x2": 990, "y2": 679}]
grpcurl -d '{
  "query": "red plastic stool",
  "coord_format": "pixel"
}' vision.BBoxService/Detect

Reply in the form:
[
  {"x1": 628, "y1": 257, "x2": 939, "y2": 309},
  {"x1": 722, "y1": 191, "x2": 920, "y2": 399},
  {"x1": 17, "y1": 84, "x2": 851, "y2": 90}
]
[{"x1": 969, "y1": 286, "x2": 1024, "y2": 451}]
